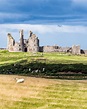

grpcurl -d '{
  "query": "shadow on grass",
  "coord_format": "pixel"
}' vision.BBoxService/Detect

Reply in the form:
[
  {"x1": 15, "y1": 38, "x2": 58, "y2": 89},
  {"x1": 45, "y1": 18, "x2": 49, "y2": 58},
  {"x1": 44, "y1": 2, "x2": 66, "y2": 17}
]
[{"x1": 0, "y1": 59, "x2": 87, "y2": 80}]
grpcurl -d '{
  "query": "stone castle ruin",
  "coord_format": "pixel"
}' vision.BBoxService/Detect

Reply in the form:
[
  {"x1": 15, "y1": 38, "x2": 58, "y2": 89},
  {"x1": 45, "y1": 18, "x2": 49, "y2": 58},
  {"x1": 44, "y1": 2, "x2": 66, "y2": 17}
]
[
  {"x1": 7, "y1": 30, "x2": 39, "y2": 52},
  {"x1": 7, "y1": 29, "x2": 87, "y2": 55}
]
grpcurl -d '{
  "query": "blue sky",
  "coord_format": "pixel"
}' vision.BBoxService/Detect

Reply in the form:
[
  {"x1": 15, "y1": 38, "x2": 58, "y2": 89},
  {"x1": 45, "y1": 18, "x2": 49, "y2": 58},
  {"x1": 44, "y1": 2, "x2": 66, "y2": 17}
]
[{"x1": 0, "y1": 0, "x2": 87, "y2": 49}]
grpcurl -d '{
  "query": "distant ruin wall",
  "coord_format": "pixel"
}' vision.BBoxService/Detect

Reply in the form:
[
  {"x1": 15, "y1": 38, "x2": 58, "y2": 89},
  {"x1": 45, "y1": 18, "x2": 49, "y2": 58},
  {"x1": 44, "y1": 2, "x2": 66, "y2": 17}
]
[
  {"x1": 7, "y1": 30, "x2": 87, "y2": 55},
  {"x1": 72, "y1": 45, "x2": 80, "y2": 55},
  {"x1": 41, "y1": 46, "x2": 71, "y2": 53},
  {"x1": 43, "y1": 46, "x2": 58, "y2": 52}
]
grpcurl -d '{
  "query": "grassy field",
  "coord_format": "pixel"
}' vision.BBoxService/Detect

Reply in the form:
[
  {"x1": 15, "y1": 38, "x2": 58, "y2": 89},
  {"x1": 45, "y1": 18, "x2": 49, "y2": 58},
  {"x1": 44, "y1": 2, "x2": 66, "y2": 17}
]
[
  {"x1": 0, "y1": 75, "x2": 87, "y2": 109},
  {"x1": 0, "y1": 50, "x2": 87, "y2": 79},
  {"x1": 0, "y1": 50, "x2": 87, "y2": 108},
  {"x1": 1, "y1": 50, "x2": 87, "y2": 65}
]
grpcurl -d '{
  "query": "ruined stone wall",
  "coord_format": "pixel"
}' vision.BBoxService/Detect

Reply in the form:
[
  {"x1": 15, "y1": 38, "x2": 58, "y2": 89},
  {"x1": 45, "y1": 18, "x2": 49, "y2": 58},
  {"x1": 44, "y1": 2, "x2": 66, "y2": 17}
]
[
  {"x1": 7, "y1": 30, "x2": 39, "y2": 52},
  {"x1": 42, "y1": 46, "x2": 58, "y2": 52},
  {"x1": 7, "y1": 30, "x2": 83, "y2": 54},
  {"x1": 28, "y1": 33, "x2": 39, "y2": 52},
  {"x1": 59, "y1": 47, "x2": 72, "y2": 53},
  {"x1": 72, "y1": 45, "x2": 80, "y2": 55},
  {"x1": 13, "y1": 42, "x2": 21, "y2": 52},
  {"x1": 42, "y1": 46, "x2": 71, "y2": 53},
  {"x1": 19, "y1": 30, "x2": 24, "y2": 52},
  {"x1": 7, "y1": 32, "x2": 24, "y2": 52},
  {"x1": 7, "y1": 33, "x2": 15, "y2": 52}
]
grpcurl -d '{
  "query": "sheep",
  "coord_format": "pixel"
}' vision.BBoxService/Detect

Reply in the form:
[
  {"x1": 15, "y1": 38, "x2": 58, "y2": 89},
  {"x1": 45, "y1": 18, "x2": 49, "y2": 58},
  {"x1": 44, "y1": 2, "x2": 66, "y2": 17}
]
[
  {"x1": 35, "y1": 69, "x2": 39, "y2": 73},
  {"x1": 15, "y1": 78, "x2": 24, "y2": 83},
  {"x1": 29, "y1": 68, "x2": 31, "y2": 72},
  {"x1": 42, "y1": 68, "x2": 45, "y2": 72}
]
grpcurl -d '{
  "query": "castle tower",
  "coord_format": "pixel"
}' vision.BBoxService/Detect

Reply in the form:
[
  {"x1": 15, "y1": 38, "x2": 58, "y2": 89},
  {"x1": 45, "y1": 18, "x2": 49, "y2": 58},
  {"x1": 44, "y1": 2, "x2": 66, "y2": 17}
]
[
  {"x1": 28, "y1": 31, "x2": 39, "y2": 52},
  {"x1": 19, "y1": 29, "x2": 24, "y2": 52}
]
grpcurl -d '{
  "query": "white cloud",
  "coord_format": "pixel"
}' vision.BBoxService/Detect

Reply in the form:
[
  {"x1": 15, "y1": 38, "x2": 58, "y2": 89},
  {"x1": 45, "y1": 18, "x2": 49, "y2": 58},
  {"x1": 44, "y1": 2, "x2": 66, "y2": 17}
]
[
  {"x1": 73, "y1": 0, "x2": 87, "y2": 3},
  {"x1": 72, "y1": 0, "x2": 87, "y2": 7},
  {"x1": 0, "y1": 24, "x2": 87, "y2": 49},
  {"x1": 0, "y1": 24, "x2": 87, "y2": 43},
  {"x1": 0, "y1": 24, "x2": 87, "y2": 34}
]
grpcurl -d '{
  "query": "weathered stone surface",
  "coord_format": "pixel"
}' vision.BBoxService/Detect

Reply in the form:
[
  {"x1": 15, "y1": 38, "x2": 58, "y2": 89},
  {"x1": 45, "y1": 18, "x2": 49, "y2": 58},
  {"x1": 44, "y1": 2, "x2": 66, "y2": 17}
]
[
  {"x1": 13, "y1": 42, "x2": 21, "y2": 52},
  {"x1": 28, "y1": 33, "x2": 39, "y2": 52},
  {"x1": 43, "y1": 46, "x2": 56, "y2": 52},
  {"x1": 19, "y1": 30, "x2": 24, "y2": 52},
  {"x1": 43, "y1": 46, "x2": 59, "y2": 52},
  {"x1": 42, "y1": 46, "x2": 71, "y2": 53},
  {"x1": 72, "y1": 45, "x2": 80, "y2": 55},
  {"x1": 7, "y1": 33, "x2": 15, "y2": 52},
  {"x1": 7, "y1": 30, "x2": 39, "y2": 52}
]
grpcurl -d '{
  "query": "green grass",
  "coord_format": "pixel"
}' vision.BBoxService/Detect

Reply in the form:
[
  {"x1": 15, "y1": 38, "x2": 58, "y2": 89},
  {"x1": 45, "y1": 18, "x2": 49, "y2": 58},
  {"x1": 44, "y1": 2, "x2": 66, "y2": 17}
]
[
  {"x1": 0, "y1": 50, "x2": 87, "y2": 108},
  {"x1": 0, "y1": 50, "x2": 87, "y2": 79},
  {"x1": 0, "y1": 50, "x2": 87, "y2": 64},
  {"x1": 0, "y1": 75, "x2": 87, "y2": 109}
]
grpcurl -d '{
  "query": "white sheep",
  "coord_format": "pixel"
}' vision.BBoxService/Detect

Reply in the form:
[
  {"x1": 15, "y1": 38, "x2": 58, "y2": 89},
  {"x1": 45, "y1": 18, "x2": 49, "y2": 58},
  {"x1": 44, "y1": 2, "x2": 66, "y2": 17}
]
[
  {"x1": 42, "y1": 68, "x2": 45, "y2": 72},
  {"x1": 15, "y1": 78, "x2": 24, "y2": 83},
  {"x1": 29, "y1": 68, "x2": 31, "y2": 72}
]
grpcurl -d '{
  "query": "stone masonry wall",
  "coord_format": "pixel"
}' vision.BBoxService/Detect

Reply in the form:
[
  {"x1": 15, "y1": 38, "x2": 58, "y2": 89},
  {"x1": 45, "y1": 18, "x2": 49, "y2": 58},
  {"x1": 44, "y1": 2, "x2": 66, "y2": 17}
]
[
  {"x1": 7, "y1": 33, "x2": 15, "y2": 52},
  {"x1": 28, "y1": 33, "x2": 39, "y2": 52},
  {"x1": 72, "y1": 45, "x2": 80, "y2": 55}
]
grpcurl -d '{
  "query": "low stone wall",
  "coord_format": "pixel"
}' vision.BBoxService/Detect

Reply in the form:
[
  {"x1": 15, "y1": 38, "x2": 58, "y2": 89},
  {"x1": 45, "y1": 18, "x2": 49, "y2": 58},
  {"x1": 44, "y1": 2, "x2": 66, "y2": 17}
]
[
  {"x1": 39, "y1": 46, "x2": 71, "y2": 53},
  {"x1": 43, "y1": 46, "x2": 59, "y2": 52}
]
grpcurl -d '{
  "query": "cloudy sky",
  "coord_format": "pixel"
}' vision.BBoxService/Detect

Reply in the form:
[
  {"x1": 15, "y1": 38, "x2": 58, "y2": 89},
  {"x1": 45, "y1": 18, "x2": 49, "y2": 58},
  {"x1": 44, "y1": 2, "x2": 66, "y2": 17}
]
[{"x1": 0, "y1": 0, "x2": 87, "y2": 49}]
